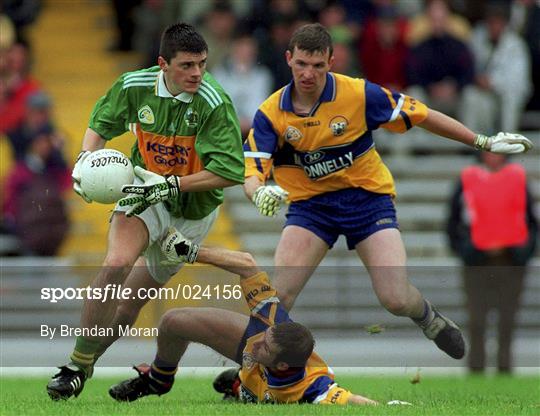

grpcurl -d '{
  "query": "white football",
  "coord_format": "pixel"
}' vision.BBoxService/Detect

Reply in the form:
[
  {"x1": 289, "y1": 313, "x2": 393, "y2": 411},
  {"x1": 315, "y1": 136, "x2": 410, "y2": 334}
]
[{"x1": 80, "y1": 149, "x2": 134, "y2": 204}]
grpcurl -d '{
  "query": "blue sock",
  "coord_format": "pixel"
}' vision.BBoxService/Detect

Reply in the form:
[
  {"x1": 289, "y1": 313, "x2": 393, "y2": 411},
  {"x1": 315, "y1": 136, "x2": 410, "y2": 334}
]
[{"x1": 149, "y1": 355, "x2": 177, "y2": 385}]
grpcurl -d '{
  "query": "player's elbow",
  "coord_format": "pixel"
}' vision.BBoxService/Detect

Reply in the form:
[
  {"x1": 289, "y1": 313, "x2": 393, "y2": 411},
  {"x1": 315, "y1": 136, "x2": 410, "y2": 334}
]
[
  {"x1": 238, "y1": 252, "x2": 256, "y2": 267},
  {"x1": 233, "y1": 252, "x2": 259, "y2": 279}
]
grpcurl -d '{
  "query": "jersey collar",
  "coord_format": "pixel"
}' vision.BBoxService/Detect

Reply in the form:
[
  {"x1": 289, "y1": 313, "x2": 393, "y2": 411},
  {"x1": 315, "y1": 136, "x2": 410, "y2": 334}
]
[
  {"x1": 263, "y1": 367, "x2": 306, "y2": 389},
  {"x1": 156, "y1": 70, "x2": 194, "y2": 103},
  {"x1": 279, "y1": 72, "x2": 336, "y2": 113}
]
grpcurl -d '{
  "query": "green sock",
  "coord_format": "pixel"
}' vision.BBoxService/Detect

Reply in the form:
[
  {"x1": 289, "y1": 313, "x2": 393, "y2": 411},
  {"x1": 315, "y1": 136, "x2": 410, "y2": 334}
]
[{"x1": 70, "y1": 337, "x2": 100, "y2": 373}]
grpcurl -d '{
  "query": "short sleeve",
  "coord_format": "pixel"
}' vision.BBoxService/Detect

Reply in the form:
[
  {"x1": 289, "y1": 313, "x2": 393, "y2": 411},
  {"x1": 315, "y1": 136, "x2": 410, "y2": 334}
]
[
  {"x1": 364, "y1": 80, "x2": 428, "y2": 133},
  {"x1": 244, "y1": 109, "x2": 277, "y2": 180},
  {"x1": 302, "y1": 376, "x2": 352, "y2": 405},
  {"x1": 88, "y1": 75, "x2": 130, "y2": 140},
  {"x1": 240, "y1": 272, "x2": 290, "y2": 325},
  {"x1": 197, "y1": 101, "x2": 245, "y2": 183}
]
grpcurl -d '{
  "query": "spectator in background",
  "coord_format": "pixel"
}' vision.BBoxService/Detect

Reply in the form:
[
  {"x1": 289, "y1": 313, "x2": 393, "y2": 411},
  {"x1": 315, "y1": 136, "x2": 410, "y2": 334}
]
[
  {"x1": 2, "y1": 0, "x2": 41, "y2": 44},
  {"x1": 0, "y1": 13, "x2": 16, "y2": 50},
  {"x1": 460, "y1": 2, "x2": 531, "y2": 134},
  {"x1": 510, "y1": 0, "x2": 540, "y2": 112},
  {"x1": 520, "y1": 0, "x2": 540, "y2": 112},
  {"x1": 318, "y1": 2, "x2": 359, "y2": 77},
  {"x1": 2, "y1": 123, "x2": 71, "y2": 256},
  {"x1": 200, "y1": 1, "x2": 237, "y2": 70},
  {"x1": 406, "y1": 0, "x2": 474, "y2": 117},
  {"x1": 0, "y1": 41, "x2": 41, "y2": 134},
  {"x1": 6, "y1": 91, "x2": 68, "y2": 168},
  {"x1": 331, "y1": 36, "x2": 358, "y2": 77},
  {"x1": 258, "y1": 13, "x2": 299, "y2": 91},
  {"x1": 446, "y1": 152, "x2": 537, "y2": 373},
  {"x1": 359, "y1": 5, "x2": 409, "y2": 90},
  {"x1": 213, "y1": 31, "x2": 272, "y2": 138},
  {"x1": 318, "y1": 1, "x2": 349, "y2": 34},
  {"x1": 407, "y1": 0, "x2": 471, "y2": 46},
  {"x1": 109, "y1": 0, "x2": 141, "y2": 52},
  {"x1": 132, "y1": 0, "x2": 181, "y2": 68}
]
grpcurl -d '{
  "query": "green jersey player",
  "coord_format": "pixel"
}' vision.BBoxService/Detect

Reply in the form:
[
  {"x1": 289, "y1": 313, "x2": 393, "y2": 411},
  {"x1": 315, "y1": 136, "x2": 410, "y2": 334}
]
[{"x1": 47, "y1": 22, "x2": 244, "y2": 400}]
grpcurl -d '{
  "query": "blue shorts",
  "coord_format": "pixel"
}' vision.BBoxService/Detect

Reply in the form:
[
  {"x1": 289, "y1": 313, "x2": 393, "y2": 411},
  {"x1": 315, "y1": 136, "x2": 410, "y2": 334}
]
[{"x1": 285, "y1": 188, "x2": 399, "y2": 250}]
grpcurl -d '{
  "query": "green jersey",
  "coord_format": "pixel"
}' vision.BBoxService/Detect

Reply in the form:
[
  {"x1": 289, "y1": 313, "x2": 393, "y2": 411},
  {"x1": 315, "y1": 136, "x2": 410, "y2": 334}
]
[{"x1": 88, "y1": 66, "x2": 244, "y2": 219}]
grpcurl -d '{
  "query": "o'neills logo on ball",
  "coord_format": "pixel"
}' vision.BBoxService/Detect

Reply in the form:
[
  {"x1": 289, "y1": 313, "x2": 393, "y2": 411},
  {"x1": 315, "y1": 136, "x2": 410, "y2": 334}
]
[{"x1": 284, "y1": 126, "x2": 302, "y2": 142}]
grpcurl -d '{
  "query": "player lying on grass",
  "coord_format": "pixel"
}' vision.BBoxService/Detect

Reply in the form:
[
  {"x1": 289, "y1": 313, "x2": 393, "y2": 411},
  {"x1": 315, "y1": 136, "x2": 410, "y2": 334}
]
[{"x1": 109, "y1": 228, "x2": 377, "y2": 405}]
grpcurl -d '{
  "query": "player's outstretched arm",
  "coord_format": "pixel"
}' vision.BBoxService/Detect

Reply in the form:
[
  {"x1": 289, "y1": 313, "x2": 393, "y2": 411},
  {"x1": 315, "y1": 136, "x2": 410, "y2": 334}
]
[
  {"x1": 418, "y1": 109, "x2": 533, "y2": 154},
  {"x1": 348, "y1": 393, "x2": 378, "y2": 405},
  {"x1": 161, "y1": 227, "x2": 259, "y2": 278},
  {"x1": 196, "y1": 246, "x2": 260, "y2": 279},
  {"x1": 418, "y1": 109, "x2": 476, "y2": 146}
]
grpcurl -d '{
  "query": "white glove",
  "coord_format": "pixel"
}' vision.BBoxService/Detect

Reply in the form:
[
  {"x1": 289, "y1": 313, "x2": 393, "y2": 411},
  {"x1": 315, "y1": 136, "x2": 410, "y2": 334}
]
[
  {"x1": 161, "y1": 228, "x2": 199, "y2": 265},
  {"x1": 118, "y1": 166, "x2": 180, "y2": 217},
  {"x1": 252, "y1": 185, "x2": 289, "y2": 217},
  {"x1": 72, "y1": 150, "x2": 92, "y2": 203},
  {"x1": 474, "y1": 132, "x2": 533, "y2": 154},
  {"x1": 387, "y1": 400, "x2": 412, "y2": 406}
]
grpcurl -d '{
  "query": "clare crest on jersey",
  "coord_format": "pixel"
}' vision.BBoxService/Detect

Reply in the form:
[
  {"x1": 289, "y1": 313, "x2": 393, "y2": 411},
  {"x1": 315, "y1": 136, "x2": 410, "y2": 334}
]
[
  {"x1": 284, "y1": 126, "x2": 302, "y2": 142},
  {"x1": 137, "y1": 105, "x2": 154, "y2": 124},
  {"x1": 329, "y1": 116, "x2": 348, "y2": 136}
]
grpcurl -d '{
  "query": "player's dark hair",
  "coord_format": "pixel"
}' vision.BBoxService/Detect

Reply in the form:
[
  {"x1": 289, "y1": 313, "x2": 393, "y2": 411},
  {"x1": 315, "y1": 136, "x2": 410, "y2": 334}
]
[
  {"x1": 272, "y1": 322, "x2": 315, "y2": 368},
  {"x1": 288, "y1": 23, "x2": 333, "y2": 57},
  {"x1": 159, "y1": 23, "x2": 208, "y2": 63}
]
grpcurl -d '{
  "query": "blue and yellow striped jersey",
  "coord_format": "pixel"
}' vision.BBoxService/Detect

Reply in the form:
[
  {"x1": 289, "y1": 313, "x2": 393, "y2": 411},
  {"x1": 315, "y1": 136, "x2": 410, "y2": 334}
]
[
  {"x1": 244, "y1": 73, "x2": 428, "y2": 201},
  {"x1": 237, "y1": 272, "x2": 351, "y2": 404}
]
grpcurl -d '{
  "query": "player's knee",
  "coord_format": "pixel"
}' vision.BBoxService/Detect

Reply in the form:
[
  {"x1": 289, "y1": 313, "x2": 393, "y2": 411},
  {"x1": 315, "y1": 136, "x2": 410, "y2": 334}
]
[
  {"x1": 159, "y1": 308, "x2": 193, "y2": 335},
  {"x1": 102, "y1": 253, "x2": 135, "y2": 276},
  {"x1": 237, "y1": 252, "x2": 259, "y2": 278},
  {"x1": 240, "y1": 252, "x2": 256, "y2": 268},
  {"x1": 380, "y1": 296, "x2": 410, "y2": 316}
]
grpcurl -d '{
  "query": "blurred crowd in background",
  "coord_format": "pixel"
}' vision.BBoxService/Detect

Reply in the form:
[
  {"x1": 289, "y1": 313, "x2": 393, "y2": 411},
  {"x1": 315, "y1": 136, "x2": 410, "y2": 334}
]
[
  {"x1": 106, "y1": 0, "x2": 540, "y2": 133},
  {"x1": 0, "y1": 0, "x2": 539, "y2": 256}
]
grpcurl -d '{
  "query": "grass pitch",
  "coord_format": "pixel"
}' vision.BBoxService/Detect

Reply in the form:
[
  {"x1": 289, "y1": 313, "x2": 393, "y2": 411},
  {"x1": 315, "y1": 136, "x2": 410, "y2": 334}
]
[{"x1": 1, "y1": 374, "x2": 539, "y2": 415}]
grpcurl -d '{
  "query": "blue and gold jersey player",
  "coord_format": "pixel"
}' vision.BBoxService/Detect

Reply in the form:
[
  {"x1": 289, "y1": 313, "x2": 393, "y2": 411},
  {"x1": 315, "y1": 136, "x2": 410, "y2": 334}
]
[
  {"x1": 108, "y1": 229, "x2": 379, "y2": 406},
  {"x1": 243, "y1": 23, "x2": 533, "y2": 362}
]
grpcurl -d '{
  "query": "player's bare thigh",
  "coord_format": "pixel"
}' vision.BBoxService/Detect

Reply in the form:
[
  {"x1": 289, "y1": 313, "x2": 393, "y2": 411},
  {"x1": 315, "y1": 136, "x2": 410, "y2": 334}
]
[
  {"x1": 160, "y1": 307, "x2": 249, "y2": 362},
  {"x1": 273, "y1": 225, "x2": 328, "y2": 309},
  {"x1": 355, "y1": 228, "x2": 406, "y2": 268},
  {"x1": 355, "y1": 228, "x2": 410, "y2": 295}
]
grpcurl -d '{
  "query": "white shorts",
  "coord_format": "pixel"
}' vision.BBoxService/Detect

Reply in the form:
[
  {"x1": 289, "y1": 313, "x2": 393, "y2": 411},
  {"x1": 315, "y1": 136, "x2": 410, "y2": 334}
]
[{"x1": 114, "y1": 202, "x2": 218, "y2": 284}]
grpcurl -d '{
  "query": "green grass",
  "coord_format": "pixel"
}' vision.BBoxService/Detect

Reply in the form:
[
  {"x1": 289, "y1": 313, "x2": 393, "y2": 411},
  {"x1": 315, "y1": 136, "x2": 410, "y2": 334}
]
[{"x1": 1, "y1": 374, "x2": 539, "y2": 415}]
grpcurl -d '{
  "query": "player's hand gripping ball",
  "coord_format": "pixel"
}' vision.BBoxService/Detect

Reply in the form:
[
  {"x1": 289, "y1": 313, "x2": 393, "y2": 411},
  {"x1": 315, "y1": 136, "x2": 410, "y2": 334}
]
[{"x1": 79, "y1": 149, "x2": 134, "y2": 204}]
